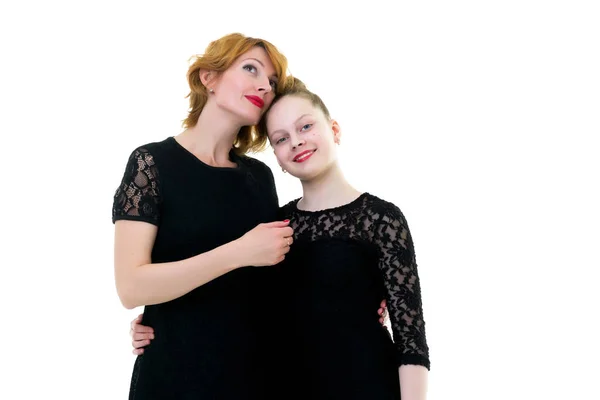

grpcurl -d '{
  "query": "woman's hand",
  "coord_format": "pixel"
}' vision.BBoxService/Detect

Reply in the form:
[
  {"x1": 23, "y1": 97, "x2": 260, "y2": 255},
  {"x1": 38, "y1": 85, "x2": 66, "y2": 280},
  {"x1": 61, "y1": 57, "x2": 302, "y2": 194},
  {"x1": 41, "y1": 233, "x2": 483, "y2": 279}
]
[{"x1": 235, "y1": 220, "x2": 294, "y2": 267}]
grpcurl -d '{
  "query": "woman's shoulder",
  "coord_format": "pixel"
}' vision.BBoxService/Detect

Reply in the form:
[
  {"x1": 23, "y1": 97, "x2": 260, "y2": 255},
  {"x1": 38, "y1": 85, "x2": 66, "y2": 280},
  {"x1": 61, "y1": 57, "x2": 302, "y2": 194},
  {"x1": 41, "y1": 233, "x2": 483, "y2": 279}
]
[
  {"x1": 235, "y1": 153, "x2": 272, "y2": 173},
  {"x1": 136, "y1": 136, "x2": 177, "y2": 153},
  {"x1": 123, "y1": 137, "x2": 176, "y2": 163}
]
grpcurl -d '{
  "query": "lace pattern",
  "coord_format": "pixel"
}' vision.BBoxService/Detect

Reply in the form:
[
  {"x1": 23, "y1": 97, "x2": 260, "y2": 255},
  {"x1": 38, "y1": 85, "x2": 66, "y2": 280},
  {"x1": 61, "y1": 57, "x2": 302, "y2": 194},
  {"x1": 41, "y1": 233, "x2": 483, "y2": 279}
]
[
  {"x1": 281, "y1": 193, "x2": 430, "y2": 369},
  {"x1": 112, "y1": 147, "x2": 161, "y2": 225}
]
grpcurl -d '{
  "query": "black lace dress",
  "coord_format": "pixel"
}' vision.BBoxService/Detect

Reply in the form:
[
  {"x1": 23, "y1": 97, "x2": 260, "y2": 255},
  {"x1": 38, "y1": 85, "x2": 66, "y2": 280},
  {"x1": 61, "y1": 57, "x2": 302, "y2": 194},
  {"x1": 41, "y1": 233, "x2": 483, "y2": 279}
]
[
  {"x1": 112, "y1": 137, "x2": 280, "y2": 399},
  {"x1": 277, "y1": 193, "x2": 430, "y2": 399}
]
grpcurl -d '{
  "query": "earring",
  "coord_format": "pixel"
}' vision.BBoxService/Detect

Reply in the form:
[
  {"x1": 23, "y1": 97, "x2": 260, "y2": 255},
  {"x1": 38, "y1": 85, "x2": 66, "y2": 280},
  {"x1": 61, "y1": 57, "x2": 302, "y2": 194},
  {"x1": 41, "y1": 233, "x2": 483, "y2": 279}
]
[
  {"x1": 209, "y1": 88, "x2": 214, "y2": 93},
  {"x1": 282, "y1": 168, "x2": 287, "y2": 173}
]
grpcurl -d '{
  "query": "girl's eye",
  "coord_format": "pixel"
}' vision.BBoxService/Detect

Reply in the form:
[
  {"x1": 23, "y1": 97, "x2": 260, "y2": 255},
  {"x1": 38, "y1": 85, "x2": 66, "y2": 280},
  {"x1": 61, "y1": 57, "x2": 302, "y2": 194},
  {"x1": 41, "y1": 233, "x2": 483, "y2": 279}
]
[
  {"x1": 269, "y1": 80, "x2": 277, "y2": 89},
  {"x1": 275, "y1": 137, "x2": 287, "y2": 145},
  {"x1": 300, "y1": 124, "x2": 312, "y2": 131},
  {"x1": 243, "y1": 64, "x2": 257, "y2": 73}
]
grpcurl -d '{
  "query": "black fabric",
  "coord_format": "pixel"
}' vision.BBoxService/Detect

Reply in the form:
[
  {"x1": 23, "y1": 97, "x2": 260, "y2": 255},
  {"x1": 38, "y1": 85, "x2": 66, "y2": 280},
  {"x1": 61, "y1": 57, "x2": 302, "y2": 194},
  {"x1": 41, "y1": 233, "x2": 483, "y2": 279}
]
[
  {"x1": 277, "y1": 193, "x2": 430, "y2": 399},
  {"x1": 113, "y1": 137, "x2": 280, "y2": 400},
  {"x1": 113, "y1": 138, "x2": 430, "y2": 398}
]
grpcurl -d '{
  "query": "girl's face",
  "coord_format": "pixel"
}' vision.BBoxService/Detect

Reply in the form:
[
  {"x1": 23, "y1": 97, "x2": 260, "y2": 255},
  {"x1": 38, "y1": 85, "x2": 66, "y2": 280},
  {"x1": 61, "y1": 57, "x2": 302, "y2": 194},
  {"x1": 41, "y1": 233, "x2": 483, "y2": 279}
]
[
  {"x1": 267, "y1": 95, "x2": 341, "y2": 181},
  {"x1": 208, "y1": 46, "x2": 278, "y2": 125}
]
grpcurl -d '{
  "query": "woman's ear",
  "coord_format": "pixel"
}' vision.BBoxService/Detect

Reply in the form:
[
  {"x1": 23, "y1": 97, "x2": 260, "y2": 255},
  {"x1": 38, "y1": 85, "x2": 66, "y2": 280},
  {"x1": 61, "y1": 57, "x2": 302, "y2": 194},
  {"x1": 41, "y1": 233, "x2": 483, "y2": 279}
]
[{"x1": 199, "y1": 69, "x2": 216, "y2": 91}]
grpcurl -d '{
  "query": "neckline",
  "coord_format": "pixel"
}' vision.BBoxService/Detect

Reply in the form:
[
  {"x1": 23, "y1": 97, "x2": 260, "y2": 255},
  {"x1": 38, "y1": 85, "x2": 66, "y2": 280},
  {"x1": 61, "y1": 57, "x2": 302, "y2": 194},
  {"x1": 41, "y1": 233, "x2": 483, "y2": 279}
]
[
  {"x1": 169, "y1": 136, "x2": 242, "y2": 171},
  {"x1": 293, "y1": 192, "x2": 370, "y2": 214}
]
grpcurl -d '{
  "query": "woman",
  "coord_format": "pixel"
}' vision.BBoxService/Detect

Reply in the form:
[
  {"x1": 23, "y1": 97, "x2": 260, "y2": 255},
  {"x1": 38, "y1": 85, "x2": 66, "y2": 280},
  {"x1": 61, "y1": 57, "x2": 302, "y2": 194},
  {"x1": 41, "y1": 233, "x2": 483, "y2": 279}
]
[
  {"x1": 131, "y1": 78, "x2": 430, "y2": 399},
  {"x1": 112, "y1": 33, "x2": 293, "y2": 399}
]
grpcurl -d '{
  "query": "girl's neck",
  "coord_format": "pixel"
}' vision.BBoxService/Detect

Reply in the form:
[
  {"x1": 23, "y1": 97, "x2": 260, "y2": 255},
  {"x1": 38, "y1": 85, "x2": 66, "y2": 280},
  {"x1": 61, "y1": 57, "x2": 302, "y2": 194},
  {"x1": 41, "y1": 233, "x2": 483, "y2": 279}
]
[{"x1": 298, "y1": 163, "x2": 361, "y2": 211}]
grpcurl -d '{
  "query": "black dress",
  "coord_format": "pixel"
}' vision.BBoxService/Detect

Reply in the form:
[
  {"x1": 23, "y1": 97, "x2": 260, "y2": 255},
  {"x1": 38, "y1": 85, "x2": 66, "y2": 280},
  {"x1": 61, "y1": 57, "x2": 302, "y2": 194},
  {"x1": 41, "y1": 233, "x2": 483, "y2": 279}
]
[
  {"x1": 278, "y1": 193, "x2": 430, "y2": 399},
  {"x1": 112, "y1": 137, "x2": 280, "y2": 399}
]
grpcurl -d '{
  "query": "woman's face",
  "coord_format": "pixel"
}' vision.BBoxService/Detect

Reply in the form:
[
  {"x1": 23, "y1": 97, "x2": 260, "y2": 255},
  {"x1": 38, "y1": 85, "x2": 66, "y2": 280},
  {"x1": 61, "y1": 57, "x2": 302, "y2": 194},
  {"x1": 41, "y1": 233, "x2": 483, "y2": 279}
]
[
  {"x1": 267, "y1": 95, "x2": 340, "y2": 181},
  {"x1": 209, "y1": 46, "x2": 278, "y2": 125}
]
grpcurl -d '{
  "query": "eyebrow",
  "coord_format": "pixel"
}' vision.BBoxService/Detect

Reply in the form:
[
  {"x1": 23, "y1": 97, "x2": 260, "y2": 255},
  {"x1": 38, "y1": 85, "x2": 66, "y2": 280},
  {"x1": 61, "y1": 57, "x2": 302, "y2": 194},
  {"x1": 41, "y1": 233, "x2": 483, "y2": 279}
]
[
  {"x1": 244, "y1": 57, "x2": 278, "y2": 82},
  {"x1": 270, "y1": 114, "x2": 313, "y2": 136},
  {"x1": 246, "y1": 57, "x2": 264, "y2": 67}
]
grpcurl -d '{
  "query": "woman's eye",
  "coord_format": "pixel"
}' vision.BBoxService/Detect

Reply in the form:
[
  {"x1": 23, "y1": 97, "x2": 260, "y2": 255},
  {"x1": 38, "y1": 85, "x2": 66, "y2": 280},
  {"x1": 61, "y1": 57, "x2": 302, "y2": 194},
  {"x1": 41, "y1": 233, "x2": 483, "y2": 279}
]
[
  {"x1": 243, "y1": 64, "x2": 257, "y2": 73},
  {"x1": 275, "y1": 137, "x2": 287, "y2": 144},
  {"x1": 301, "y1": 124, "x2": 312, "y2": 131},
  {"x1": 269, "y1": 80, "x2": 277, "y2": 89}
]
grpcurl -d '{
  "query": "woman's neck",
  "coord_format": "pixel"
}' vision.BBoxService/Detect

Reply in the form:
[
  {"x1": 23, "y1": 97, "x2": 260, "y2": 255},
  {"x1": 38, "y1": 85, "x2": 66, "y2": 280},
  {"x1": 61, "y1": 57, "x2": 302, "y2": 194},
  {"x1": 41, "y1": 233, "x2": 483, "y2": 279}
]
[
  {"x1": 298, "y1": 163, "x2": 361, "y2": 211},
  {"x1": 176, "y1": 104, "x2": 244, "y2": 167}
]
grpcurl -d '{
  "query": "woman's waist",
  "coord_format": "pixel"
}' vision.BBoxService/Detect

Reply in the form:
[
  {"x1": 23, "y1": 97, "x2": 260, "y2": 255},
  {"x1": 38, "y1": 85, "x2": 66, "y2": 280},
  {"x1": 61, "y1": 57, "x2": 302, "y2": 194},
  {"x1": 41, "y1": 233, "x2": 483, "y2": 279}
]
[{"x1": 141, "y1": 303, "x2": 266, "y2": 344}]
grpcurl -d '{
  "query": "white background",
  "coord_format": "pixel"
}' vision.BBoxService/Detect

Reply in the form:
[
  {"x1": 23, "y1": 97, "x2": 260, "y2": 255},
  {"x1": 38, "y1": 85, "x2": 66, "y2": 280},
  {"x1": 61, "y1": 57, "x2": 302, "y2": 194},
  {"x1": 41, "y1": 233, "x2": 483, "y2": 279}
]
[{"x1": 1, "y1": 1, "x2": 599, "y2": 399}]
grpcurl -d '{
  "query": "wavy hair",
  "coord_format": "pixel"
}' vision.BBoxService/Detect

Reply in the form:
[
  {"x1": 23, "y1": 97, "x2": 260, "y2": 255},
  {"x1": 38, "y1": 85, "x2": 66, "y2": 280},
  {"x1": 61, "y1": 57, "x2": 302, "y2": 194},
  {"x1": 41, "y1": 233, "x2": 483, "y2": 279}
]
[{"x1": 184, "y1": 33, "x2": 289, "y2": 155}]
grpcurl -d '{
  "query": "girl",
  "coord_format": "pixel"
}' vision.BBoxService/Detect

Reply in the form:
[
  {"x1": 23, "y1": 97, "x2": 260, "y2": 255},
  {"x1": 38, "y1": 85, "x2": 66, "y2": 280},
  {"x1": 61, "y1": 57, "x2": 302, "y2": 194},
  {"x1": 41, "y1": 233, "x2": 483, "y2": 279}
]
[{"x1": 264, "y1": 78, "x2": 430, "y2": 399}]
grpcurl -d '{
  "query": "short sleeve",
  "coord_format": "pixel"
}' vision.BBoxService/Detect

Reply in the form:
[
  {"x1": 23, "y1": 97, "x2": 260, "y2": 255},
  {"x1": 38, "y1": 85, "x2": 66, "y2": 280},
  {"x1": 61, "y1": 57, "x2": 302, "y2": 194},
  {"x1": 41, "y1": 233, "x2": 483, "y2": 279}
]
[
  {"x1": 374, "y1": 203, "x2": 430, "y2": 370},
  {"x1": 112, "y1": 147, "x2": 161, "y2": 226}
]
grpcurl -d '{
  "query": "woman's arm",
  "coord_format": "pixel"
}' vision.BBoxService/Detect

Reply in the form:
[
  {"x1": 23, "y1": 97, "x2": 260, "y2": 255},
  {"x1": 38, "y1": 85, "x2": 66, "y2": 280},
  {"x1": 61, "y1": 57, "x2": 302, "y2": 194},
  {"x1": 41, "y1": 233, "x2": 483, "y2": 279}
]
[
  {"x1": 115, "y1": 220, "x2": 293, "y2": 309},
  {"x1": 115, "y1": 220, "x2": 241, "y2": 309}
]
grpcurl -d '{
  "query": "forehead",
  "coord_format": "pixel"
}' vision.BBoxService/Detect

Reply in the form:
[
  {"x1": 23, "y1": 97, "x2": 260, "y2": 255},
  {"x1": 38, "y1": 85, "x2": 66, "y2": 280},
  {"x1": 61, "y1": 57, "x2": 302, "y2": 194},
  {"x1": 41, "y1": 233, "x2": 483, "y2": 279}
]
[
  {"x1": 234, "y1": 46, "x2": 276, "y2": 75},
  {"x1": 267, "y1": 96, "x2": 317, "y2": 129},
  {"x1": 274, "y1": 95, "x2": 317, "y2": 114}
]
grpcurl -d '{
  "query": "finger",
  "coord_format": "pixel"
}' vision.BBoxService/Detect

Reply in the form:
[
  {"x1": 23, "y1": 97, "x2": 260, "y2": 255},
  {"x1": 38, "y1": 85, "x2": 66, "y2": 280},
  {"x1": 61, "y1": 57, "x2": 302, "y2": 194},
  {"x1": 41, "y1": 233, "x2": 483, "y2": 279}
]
[
  {"x1": 133, "y1": 339, "x2": 151, "y2": 349},
  {"x1": 133, "y1": 348, "x2": 144, "y2": 356},
  {"x1": 273, "y1": 226, "x2": 294, "y2": 236},
  {"x1": 378, "y1": 308, "x2": 384, "y2": 315},
  {"x1": 133, "y1": 332, "x2": 155, "y2": 341},
  {"x1": 133, "y1": 325, "x2": 154, "y2": 334},
  {"x1": 380, "y1": 299, "x2": 387, "y2": 308},
  {"x1": 131, "y1": 314, "x2": 144, "y2": 330},
  {"x1": 379, "y1": 318, "x2": 384, "y2": 325},
  {"x1": 263, "y1": 220, "x2": 291, "y2": 228}
]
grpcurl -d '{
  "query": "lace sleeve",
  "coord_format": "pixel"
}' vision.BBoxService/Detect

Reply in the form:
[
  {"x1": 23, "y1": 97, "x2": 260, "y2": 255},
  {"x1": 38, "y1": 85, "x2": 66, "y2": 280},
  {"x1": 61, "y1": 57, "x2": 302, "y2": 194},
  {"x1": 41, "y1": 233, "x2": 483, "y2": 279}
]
[
  {"x1": 112, "y1": 147, "x2": 161, "y2": 225},
  {"x1": 375, "y1": 203, "x2": 430, "y2": 370}
]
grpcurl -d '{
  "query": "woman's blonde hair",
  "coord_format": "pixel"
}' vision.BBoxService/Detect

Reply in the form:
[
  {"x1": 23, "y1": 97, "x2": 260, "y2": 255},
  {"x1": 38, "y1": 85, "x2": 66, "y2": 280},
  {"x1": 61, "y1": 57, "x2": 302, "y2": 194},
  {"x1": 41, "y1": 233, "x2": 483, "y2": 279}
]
[{"x1": 184, "y1": 33, "x2": 289, "y2": 155}]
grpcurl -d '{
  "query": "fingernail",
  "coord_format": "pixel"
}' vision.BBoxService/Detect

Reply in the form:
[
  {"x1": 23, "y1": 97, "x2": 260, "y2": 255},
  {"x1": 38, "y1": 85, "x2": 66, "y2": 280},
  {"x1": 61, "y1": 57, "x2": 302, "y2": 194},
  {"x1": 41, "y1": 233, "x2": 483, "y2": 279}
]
[{"x1": 284, "y1": 219, "x2": 290, "y2": 223}]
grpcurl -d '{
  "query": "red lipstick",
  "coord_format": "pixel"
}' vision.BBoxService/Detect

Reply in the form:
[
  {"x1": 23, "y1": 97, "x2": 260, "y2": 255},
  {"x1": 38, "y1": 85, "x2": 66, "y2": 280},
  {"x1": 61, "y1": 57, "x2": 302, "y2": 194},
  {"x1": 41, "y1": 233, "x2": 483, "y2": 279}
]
[
  {"x1": 245, "y1": 95, "x2": 264, "y2": 108},
  {"x1": 293, "y1": 150, "x2": 316, "y2": 163}
]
